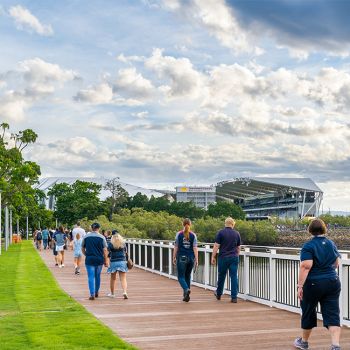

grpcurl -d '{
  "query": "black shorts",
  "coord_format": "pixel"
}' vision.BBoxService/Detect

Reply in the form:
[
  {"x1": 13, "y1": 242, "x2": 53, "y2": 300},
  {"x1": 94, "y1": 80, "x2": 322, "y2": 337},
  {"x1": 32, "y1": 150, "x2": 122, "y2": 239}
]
[
  {"x1": 301, "y1": 277, "x2": 341, "y2": 329},
  {"x1": 52, "y1": 244, "x2": 58, "y2": 256}
]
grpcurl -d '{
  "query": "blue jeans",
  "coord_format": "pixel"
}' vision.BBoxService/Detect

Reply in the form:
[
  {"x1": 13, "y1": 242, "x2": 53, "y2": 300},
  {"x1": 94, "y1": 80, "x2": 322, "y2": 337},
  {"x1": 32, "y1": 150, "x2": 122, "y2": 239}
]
[
  {"x1": 177, "y1": 255, "x2": 194, "y2": 293},
  {"x1": 216, "y1": 256, "x2": 239, "y2": 299},
  {"x1": 85, "y1": 265, "x2": 103, "y2": 296},
  {"x1": 43, "y1": 239, "x2": 48, "y2": 249}
]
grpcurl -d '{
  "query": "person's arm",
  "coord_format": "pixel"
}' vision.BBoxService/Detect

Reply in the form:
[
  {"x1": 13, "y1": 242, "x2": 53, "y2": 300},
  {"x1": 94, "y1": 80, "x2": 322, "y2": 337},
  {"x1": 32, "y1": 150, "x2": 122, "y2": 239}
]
[
  {"x1": 297, "y1": 259, "x2": 313, "y2": 300},
  {"x1": 103, "y1": 247, "x2": 109, "y2": 267},
  {"x1": 81, "y1": 237, "x2": 86, "y2": 256},
  {"x1": 193, "y1": 247, "x2": 199, "y2": 267},
  {"x1": 211, "y1": 243, "x2": 220, "y2": 265},
  {"x1": 173, "y1": 245, "x2": 178, "y2": 265}
]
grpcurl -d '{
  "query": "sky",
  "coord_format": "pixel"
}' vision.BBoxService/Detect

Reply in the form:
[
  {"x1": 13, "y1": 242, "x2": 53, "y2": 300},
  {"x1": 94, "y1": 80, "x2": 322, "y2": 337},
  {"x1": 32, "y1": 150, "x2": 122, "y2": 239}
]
[{"x1": 1, "y1": 0, "x2": 350, "y2": 211}]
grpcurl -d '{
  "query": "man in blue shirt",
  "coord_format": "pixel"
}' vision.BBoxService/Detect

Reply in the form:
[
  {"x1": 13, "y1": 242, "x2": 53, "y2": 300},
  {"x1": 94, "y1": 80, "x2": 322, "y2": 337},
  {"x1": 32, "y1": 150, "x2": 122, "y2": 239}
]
[
  {"x1": 82, "y1": 222, "x2": 108, "y2": 300},
  {"x1": 211, "y1": 217, "x2": 241, "y2": 303}
]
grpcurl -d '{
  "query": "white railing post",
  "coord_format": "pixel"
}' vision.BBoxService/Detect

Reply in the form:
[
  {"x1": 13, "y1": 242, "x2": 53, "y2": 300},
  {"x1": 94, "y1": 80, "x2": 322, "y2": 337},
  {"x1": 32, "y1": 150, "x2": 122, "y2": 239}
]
[
  {"x1": 127, "y1": 240, "x2": 131, "y2": 256},
  {"x1": 133, "y1": 240, "x2": 136, "y2": 265},
  {"x1": 145, "y1": 241, "x2": 148, "y2": 268},
  {"x1": 160, "y1": 242, "x2": 163, "y2": 272},
  {"x1": 339, "y1": 253, "x2": 348, "y2": 326},
  {"x1": 152, "y1": 241, "x2": 155, "y2": 270},
  {"x1": 138, "y1": 240, "x2": 142, "y2": 266},
  {"x1": 270, "y1": 249, "x2": 276, "y2": 307},
  {"x1": 243, "y1": 247, "x2": 250, "y2": 299},
  {"x1": 168, "y1": 243, "x2": 173, "y2": 276},
  {"x1": 204, "y1": 245, "x2": 210, "y2": 288}
]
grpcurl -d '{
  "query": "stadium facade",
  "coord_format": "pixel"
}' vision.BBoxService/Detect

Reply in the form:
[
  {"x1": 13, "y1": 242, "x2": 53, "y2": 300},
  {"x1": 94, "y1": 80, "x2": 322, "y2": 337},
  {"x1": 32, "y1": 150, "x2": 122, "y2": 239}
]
[
  {"x1": 216, "y1": 177, "x2": 323, "y2": 219},
  {"x1": 176, "y1": 186, "x2": 216, "y2": 209},
  {"x1": 36, "y1": 177, "x2": 164, "y2": 210}
]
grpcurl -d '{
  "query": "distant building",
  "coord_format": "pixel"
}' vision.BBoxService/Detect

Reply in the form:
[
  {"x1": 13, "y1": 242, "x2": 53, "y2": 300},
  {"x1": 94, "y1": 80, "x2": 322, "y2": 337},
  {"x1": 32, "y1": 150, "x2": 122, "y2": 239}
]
[
  {"x1": 216, "y1": 177, "x2": 323, "y2": 219},
  {"x1": 36, "y1": 177, "x2": 164, "y2": 210},
  {"x1": 176, "y1": 186, "x2": 216, "y2": 209}
]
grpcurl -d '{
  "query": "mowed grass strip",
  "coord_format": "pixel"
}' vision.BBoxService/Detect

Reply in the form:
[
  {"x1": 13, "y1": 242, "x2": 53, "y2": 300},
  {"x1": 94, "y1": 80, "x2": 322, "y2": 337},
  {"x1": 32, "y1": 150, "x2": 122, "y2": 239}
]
[{"x1": 0, "y1": 241, "x2": 137, "y2": 350}]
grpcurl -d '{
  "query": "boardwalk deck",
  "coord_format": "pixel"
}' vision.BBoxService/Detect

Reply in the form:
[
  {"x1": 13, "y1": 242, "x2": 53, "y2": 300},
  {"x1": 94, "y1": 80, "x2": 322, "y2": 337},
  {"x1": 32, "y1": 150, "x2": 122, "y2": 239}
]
[{"x1": 40, "y1": 249, "x2": 350, "y2": 350}]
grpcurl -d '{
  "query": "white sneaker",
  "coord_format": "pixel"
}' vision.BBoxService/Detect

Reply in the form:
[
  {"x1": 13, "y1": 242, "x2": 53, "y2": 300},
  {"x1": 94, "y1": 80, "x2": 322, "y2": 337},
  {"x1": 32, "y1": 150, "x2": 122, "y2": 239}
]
[
  {"x1": 59, "y1": 265, "x2": 62, "y2": 268},
  {"x1": 123, "y1": 292, "x2": 128, "y2": 299},
  {"x1": 107, "y1": 293, "x2": 115, "y2": 298},
  {"x1": 61, "y1": 264, "x2": 64, "y2": 267}
]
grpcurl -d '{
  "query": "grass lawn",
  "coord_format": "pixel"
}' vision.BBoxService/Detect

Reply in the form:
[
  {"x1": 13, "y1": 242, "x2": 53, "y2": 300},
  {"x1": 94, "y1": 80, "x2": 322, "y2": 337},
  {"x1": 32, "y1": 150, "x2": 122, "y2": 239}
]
[{"x1": 0, "y1": 241, "x2": 137, "y2": 350}]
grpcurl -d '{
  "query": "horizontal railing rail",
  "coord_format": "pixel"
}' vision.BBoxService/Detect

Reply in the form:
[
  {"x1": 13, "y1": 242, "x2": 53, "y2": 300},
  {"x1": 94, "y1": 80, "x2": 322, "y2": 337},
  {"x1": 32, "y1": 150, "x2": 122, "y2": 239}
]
[{"x1": 126, "y1": 238, "x2": 350, "y2": 327}]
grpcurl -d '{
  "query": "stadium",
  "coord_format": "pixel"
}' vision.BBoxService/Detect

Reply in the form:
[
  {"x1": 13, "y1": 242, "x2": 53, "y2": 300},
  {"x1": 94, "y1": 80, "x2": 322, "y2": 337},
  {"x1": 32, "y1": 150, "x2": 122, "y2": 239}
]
[{"x1": 216, "y1": 177, "x2": 323, "y2": 219}]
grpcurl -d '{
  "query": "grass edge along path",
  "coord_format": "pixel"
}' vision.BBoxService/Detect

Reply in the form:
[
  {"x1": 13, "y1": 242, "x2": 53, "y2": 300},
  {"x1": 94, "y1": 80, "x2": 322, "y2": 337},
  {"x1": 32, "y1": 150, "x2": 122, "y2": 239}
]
[{"x1": 0, "y1": 241, "x2": 137, "y2": 350}]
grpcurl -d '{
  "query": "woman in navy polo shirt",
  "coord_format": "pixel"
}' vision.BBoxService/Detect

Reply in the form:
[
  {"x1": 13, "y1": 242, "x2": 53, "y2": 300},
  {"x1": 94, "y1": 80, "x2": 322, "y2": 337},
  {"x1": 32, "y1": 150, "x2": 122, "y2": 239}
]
[
  {"x1": 294, "y1": 219, "x2": 342, "y2": 350},
  {"x1": 173, "y1": 218, "x2": 199, "y2": 302}
]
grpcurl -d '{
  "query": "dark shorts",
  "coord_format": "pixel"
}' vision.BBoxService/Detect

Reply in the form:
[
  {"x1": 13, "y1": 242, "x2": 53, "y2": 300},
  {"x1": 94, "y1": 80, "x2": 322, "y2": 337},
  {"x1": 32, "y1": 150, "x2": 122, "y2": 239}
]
[
  {"x1": 52, "y1": 244, "x2": 58, "y2": 256},
  {"x1": 301, "y1": 277, "x2": 341, "y2": 329}
]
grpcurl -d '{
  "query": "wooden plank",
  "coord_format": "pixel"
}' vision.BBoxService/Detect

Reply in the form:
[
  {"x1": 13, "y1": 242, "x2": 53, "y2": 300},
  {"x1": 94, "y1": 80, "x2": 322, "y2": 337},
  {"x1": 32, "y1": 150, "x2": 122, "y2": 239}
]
[{"x1": 39, "y1": 249, "x2": 350, "y2": 350}]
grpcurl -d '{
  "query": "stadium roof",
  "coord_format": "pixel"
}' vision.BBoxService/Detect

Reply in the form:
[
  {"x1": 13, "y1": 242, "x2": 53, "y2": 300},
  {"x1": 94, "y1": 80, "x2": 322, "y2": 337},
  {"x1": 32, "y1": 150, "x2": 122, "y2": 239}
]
[
  {"x1": 216, "y1": 177, "x2": 322, "y2": 200},
  {"x1": 36, "y1": 177, "x2": 164, "y2": 200}
]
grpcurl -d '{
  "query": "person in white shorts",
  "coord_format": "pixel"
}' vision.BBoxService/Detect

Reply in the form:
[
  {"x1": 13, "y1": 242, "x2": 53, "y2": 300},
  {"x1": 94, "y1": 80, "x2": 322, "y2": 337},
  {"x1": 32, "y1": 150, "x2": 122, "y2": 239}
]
[{"x1": 54, "y1": 226, "x2": 67, "y2": 268}]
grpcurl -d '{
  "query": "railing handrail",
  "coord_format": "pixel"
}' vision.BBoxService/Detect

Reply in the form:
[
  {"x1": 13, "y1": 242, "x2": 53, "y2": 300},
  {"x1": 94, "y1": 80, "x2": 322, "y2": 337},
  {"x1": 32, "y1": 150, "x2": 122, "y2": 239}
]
[{"x1": 125, "y1": 238, "x2": 350, "y2": 254}]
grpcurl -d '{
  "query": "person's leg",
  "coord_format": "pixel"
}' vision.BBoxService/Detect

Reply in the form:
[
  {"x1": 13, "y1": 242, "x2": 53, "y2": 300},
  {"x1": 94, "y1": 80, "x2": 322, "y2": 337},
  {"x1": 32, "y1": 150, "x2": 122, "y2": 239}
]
[
  {"x1": 302, "y1": 329, "x2": 312, "y2": 342},
  {"x1": 77, "y1": 256, "x2": 81, "y2": 271},
  {"x1": 85, "y1": 265, "x2": 95, "y2": 297},
  {"x1": 216, "y1": 257, "x2": 228, "y2": 297},
  {"x1": 329, "y1": 327, "x2": 341, "y2": 347},
  {"x1": 177, "y1": 257, "x2": 189, "y2": 293},
  {"x1": 185, "y1": 258, "x2": 194, "y2": 291},
  {"x1": 320, "y1": 278, "x2": 341, "y2": 347},
  {"x1": 110, "y1": 272, "x2": 117, "y2": 294},
  {"x1": 119, "y1": 272, "x2": 127, "y2": 295},
  {"x1": 94, "y1": 265, "x2": 103, "y2": 296},
  {"x1": 61, "y1": 251, "x2": 65, "y2": 266},
  {"x1": 229, "y1": 257, "x2": 239, "y2": 299},
  {"x1": 74, "y1": 257, "x2": 78, "y2": 269}
]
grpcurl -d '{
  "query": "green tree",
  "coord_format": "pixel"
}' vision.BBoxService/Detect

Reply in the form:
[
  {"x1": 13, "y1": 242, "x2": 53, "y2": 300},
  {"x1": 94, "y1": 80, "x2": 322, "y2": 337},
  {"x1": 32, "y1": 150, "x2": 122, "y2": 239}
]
[
  {"x1": 207, "y1": 201, "x2": 245, "y2": 220},
  {"x1": 48, "y1": 180, "x2": 104, "y2": 226},
  {"x1": 127, "y1": 192, "x2": 149, "y2": 208},
  {"x1": 144, "y1": 195, "x2": 170, "y2": 212},
  {"x1": 169, "y1": 201, "x2": 205, "y2": 220},
  {"x1": 0, "y1": 123, "x2": 45, "y2": 232},
  {"x1": 103, "y1": 178, "x2": 129, "y2": 220}
]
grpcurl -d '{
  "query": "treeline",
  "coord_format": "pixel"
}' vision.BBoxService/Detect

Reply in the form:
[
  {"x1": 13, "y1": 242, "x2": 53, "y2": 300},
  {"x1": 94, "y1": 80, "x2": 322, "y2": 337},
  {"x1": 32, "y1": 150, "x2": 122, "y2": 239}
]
[
  {"x1": 79, "y1": 209, "x2": 278, "y2": 246},
  {"x1": 49, "y1": 179, "x2": 246, "y2": 225}
]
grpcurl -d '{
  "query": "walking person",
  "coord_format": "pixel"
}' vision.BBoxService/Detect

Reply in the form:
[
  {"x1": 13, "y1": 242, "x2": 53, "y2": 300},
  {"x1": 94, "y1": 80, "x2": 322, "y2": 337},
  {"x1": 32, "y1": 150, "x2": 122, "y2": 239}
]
[
  {"x1": 211, "y1": 217, "x2": 241, "y2": 303},
  {"x1": 72, "y1": 222, "x2": 86, "y2": 240},
  {"x1": 294, "y1": 219, "x2": 342, "y2": 350},
  {"x1": 35, "y1": 229, "x2": 42, "y2": 251},
  {"x1": 53, "y1": 226, "x2": 67, "y2": 268},
  {"x1": 107, "y1": 231, "x2": 129, "y2": 299},
  {"x1": 172, "y1": 218, "x2": 198, "y2": 302},
  {"x1": 73, "y1": 233, "x2": 83, "y2": 275},
  {"x1": 42, "y1": 227, "x2": 49, "y2": 250},
  {"x1": 81, "y1": 222, "x2": 109, "y2": 300}
]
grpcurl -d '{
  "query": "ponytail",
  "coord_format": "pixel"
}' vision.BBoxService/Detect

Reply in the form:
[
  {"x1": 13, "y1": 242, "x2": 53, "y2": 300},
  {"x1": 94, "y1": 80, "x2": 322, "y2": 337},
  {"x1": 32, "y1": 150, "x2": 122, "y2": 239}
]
[{"x1": 183, "y1": 218, "x2": 191, "y2": 240}]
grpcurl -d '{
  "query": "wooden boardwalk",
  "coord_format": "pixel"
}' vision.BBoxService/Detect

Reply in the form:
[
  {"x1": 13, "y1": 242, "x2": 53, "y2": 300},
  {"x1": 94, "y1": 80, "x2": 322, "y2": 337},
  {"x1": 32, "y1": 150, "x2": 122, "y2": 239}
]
[{"x1": 40, "y1": 249, "x2": 350, "y2": 350}]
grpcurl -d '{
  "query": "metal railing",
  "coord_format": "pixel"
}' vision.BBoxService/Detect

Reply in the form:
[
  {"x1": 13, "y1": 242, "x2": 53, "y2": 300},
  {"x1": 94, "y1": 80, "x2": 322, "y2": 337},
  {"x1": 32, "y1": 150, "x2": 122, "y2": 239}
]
[{"x1": 126, "y1": 239, "x2": 350, "y2": 327}]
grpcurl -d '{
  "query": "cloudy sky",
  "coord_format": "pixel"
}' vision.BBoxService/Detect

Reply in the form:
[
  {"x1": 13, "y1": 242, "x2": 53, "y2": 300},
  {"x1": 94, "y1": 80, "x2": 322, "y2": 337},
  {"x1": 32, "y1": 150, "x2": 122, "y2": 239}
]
[{"x1": 1, "y1": 0, "x2": 350, "y2": 211}]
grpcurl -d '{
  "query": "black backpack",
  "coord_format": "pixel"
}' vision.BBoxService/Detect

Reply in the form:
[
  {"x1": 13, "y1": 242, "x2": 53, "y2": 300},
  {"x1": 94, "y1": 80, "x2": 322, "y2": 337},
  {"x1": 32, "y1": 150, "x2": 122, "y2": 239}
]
[{"x1": 36, "y1": 232, "x2": 42, "y2": 240}]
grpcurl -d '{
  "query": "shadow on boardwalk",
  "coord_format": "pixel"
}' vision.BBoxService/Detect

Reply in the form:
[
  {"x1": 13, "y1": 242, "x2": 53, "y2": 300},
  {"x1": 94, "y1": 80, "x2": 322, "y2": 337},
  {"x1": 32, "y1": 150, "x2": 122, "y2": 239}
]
[{"x1": 40, "y1": 249, "x2": 350, "y2": 350}]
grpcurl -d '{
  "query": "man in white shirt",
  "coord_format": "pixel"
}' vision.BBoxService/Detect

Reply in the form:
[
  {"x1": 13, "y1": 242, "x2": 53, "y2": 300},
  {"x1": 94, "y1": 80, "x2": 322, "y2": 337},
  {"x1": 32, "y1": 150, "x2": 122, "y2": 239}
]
[{"x1": 72, "y1": 222, "x2": 86, "y2": 240}]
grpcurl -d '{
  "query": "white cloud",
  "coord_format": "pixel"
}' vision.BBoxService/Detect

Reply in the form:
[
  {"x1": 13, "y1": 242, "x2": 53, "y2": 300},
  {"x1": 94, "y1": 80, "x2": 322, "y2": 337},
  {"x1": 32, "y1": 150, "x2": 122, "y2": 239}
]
[
  {"x1": 131, "y1": 111, "x2": 149, "y2": 119},
  {"x1": 114, "y1": 67, "x2": 154, "y2": 98},
  {"x1": 0, "y1": 58, "x2": 77, "y2": 121},
  {"x1": 145, "y1": 48, "x2": 202, "y2": 99},
  {"x1": 75, "y1": 83, "x2": 113, "y2": 104},
  {"x1": 9, "y1": 5, "x2": 53, "y2": 36}
]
